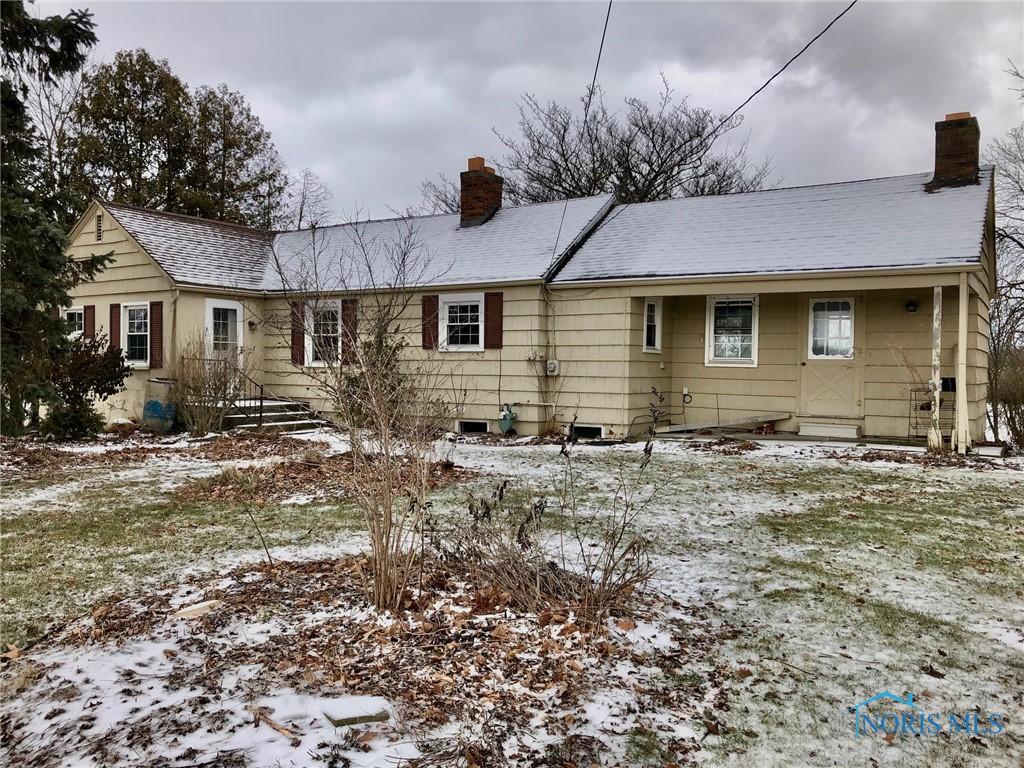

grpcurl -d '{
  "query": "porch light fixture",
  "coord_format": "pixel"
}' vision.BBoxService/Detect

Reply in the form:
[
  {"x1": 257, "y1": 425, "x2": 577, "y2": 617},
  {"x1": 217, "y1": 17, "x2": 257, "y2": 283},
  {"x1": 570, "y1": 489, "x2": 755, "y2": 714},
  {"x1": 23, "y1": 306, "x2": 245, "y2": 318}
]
[
  {"x1": 247, "y1": 319, "x2": 258, "y2": 331},
  {"x1": 904, "y1": 299, "x2": 919, "y2": 313}
]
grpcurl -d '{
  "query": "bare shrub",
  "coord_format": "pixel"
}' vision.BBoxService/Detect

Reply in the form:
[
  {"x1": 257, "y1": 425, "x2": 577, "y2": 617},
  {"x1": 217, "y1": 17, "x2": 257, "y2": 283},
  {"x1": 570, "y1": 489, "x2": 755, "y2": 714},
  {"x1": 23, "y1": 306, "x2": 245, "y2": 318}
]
[
  {"x1": 433, "y1": 427, "x2": 656, "y2": 627},
  {"x1": 269, "y1": 220, "x2": 462, "y2": 611},
  {"x1": 169, "y1": 333, "x2": 253, "y2": 436}
]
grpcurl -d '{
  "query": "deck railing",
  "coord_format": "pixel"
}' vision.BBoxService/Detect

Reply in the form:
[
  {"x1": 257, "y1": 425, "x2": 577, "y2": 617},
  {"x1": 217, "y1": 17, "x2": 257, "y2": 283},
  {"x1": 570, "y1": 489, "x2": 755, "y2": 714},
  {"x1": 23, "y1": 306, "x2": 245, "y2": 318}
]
[{"x1": 180, "y1": 356, "x2": 265, "y2": 429}]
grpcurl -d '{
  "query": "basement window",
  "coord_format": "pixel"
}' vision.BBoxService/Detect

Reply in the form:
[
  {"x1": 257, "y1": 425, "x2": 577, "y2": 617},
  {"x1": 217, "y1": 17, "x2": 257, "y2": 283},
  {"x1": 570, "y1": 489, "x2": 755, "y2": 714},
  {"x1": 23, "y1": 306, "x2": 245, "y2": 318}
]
[
  {"x1": 705, "y1": 295, "x2": 758, "y2": 367},
  {"x1": 459, "y1": 420, "x2": 489, "y2": 434},
  {"x1": 570, "y1": 424, "x2": 603, "y2": 440}
]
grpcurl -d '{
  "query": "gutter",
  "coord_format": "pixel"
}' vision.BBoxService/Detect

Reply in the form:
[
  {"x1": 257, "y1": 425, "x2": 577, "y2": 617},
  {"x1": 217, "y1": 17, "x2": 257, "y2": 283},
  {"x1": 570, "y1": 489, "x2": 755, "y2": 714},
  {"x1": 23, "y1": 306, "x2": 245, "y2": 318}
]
[{"x1": 546, "y1": 261, "x2": 986, "y2": 290}]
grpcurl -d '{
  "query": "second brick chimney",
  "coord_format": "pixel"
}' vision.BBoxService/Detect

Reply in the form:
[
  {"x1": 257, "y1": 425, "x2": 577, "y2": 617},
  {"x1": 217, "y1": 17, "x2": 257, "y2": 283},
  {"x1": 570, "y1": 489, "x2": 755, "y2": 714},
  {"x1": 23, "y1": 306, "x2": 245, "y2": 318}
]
[
  {"x1": 927, "y1": 112, "x2": 980, "y2": 191},
  {"x1": 460, "y1": 157, "x2": 503, "y2": 227}
]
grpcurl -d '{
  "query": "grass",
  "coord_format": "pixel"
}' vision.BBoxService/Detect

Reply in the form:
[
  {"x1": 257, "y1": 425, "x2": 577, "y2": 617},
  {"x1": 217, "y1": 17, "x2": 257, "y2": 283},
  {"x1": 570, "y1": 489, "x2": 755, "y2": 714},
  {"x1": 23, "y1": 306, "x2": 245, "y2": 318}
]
[{"x1": 1, "y1": 481, "x2": 363, "y2": 647}]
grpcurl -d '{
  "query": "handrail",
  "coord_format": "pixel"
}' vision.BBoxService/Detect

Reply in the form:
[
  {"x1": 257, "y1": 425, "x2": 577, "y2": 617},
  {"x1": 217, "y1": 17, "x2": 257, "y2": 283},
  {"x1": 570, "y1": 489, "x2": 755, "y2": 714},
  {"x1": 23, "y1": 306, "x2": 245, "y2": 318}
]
[{"x1": 180, "y1": 356, "x2": 267, "y2": 428}]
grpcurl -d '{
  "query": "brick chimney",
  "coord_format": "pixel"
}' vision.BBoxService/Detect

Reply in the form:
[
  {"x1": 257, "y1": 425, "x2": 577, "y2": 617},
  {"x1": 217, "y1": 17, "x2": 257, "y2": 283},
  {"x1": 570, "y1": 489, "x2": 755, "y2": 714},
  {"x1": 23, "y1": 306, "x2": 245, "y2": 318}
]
[
  {"x1": 460, "y1": 156, "x2": 502, "y2": 227},
  {"x1": 927, "y1": 112, "x2": 980, "y2": 191}
]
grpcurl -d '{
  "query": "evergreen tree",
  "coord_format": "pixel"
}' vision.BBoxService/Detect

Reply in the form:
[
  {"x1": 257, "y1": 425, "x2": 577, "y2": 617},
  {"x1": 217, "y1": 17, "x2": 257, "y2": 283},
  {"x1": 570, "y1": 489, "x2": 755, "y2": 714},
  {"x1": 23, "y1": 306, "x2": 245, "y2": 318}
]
[
  {"x1": 183, "y1": 84, "x2": 287, "y2": 225},
  {"x1": 74, "y1": 49, "x2": 192, "y2": 210},
  {"x1": 0, "y1": 1, "x2": 108, "y2": 434}
]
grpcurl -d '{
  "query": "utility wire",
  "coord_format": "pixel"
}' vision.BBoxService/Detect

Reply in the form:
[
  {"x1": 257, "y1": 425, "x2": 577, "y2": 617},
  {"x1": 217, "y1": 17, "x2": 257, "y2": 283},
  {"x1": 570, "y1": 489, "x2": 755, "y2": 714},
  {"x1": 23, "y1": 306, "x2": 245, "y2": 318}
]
[
  {"x1": 549, "y1": 0, "x2": 614, "y2": 266},
  {"x1": 690, "y1": 0, "x2": 859, "y2": 166},
  {"x1": 575, "y1": 0, "x2": 861, "y2": 248}
]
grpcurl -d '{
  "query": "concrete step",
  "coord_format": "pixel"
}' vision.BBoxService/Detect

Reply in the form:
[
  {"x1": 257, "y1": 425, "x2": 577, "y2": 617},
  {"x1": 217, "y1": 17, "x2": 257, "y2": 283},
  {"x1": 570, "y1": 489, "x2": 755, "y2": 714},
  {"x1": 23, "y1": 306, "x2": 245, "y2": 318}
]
[{"x1": 233, "y1": 418, "x2": 328, "y2": 433}]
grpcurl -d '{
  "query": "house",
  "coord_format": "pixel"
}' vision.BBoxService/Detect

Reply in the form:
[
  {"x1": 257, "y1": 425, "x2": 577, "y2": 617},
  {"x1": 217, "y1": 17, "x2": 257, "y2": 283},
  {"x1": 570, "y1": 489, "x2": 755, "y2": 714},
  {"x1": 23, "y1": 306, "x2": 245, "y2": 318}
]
[{"x1": 64, "y1": 113, "x2": 995, "y2": 450}]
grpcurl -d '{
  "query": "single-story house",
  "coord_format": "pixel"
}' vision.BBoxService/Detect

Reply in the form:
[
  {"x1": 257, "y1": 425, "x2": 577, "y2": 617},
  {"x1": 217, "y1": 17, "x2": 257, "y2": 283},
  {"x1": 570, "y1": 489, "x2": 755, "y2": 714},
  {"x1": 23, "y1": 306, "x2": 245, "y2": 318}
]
[{"x1": 64, "y1": 112, "x2": 995, "y2": 449}]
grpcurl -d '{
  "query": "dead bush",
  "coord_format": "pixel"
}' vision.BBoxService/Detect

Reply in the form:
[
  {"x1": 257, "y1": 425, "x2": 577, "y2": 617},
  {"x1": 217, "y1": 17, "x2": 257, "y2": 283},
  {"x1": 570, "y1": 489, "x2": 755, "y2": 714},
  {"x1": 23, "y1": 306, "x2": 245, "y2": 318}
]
[
  {"x1": 432, "y1": 432, "x2": 656, "y2": 628},
  {"x1": 169, "y1": 333, "x2": 255, "y2": 436}
]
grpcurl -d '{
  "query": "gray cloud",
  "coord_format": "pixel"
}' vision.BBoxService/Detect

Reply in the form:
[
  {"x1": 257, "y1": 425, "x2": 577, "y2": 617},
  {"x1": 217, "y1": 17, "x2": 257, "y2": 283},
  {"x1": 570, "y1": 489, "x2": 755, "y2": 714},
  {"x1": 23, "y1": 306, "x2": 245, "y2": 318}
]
[{"x1": 41, "y1": 0, "x2": 1024, "y2": 217}]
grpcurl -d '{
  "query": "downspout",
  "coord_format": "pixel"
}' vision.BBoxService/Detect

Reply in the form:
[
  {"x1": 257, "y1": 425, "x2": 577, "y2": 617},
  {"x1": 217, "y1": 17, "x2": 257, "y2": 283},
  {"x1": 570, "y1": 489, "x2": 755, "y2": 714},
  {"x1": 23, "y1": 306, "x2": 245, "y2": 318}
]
[
  {"x1": 170, "y1": 287, "x2": 180, "y2": 369},
  {"x1": 620, "y1": 295, "x2": 631, "y2": 436}
]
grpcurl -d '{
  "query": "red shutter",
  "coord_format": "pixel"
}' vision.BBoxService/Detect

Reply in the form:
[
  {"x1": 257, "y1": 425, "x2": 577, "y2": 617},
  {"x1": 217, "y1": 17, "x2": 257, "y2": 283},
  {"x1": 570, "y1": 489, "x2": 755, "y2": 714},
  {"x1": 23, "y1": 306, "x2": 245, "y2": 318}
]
[
  {"x1": 84, "y1": 305, "x2": 96, "y2": 338},
  {"x1": 422, "y1": 294, "x2": 439, "y2": 350},
  {"x1": 484, "y1": 292, "x2": 504, "y2": 349},
  {"x1": 341, "y1": 298, "x2": 358, "y2": 364},
  {"x1": 290, "y1": 302, "x2": 305, "y2": 365},
  {"x1": 109, "y1": 304, "x2": 121, "y2": 350},
  {"x1": 149, "y1": 301, "x2": 163, "y2": 368}
]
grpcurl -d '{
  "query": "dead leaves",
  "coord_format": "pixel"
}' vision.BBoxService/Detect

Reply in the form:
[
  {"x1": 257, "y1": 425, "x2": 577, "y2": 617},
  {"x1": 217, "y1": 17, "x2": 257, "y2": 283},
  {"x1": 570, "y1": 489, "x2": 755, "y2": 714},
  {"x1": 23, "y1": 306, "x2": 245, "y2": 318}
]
[{"x1": 175, "y1": 451, "x2": 469, "y2": 505}]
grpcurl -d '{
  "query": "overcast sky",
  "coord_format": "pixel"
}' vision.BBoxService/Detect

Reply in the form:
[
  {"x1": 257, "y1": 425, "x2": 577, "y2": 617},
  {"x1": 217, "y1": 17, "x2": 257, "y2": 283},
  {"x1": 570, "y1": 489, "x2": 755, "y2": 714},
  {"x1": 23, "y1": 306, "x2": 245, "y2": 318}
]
[{"x1": 41, "y1": 1, "x2": 1024, "y2": 218}]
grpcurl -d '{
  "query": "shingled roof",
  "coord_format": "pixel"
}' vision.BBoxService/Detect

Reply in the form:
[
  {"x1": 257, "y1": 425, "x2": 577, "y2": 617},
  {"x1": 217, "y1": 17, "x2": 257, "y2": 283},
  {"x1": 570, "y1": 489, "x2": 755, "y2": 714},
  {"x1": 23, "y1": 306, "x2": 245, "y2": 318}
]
[
  {"x1": 552, "y1": 168, "x2": 994, "y2": 283},
  {"x1": 103, "y1": 202, "x2": 274, "y2": 290},
  {"x1": 102, "y1": 195, "x2": 614, "y2": 292}
]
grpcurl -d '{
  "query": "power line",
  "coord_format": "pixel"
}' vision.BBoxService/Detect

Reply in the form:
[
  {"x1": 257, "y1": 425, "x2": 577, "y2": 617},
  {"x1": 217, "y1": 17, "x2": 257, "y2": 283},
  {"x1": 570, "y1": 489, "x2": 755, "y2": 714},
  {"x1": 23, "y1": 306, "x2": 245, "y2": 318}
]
[
  {"x1": 577, "y1": 0, "x2": 861, "y2": 248},
  {"x1": 693, "y1": 0, "x2": 859, "y2": 164},
  {"x1": 550, "y1": 0, "x2": 614, "y2": 265}
]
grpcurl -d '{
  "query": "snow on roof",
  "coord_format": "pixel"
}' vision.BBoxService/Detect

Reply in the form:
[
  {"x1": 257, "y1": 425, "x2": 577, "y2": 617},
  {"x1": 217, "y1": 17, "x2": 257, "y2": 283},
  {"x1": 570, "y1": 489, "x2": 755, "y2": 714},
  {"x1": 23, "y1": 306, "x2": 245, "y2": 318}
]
[
  {"x1": 103, "y1": 195, "x2": 614, "y2": 292},
  {"x1": 265, "y1": 195, "x2": 613, "y2": 292},
  {"x1": 552, "y1": 168, "x2": 993, "y2": 283},
  {"x1": 102, "y1": 203, "x2": 274, "y2": 290}
]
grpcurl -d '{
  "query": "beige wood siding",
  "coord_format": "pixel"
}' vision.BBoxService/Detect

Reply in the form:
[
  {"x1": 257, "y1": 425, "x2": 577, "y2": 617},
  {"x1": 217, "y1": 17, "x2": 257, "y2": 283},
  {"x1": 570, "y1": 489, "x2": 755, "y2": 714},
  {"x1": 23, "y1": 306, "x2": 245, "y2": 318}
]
[
  {"x1": 66, "y1": 203, "x2": 174, "y2": 421},
  {"x1": 259, "y1": 285, "x2": 549, "y2": 433}
]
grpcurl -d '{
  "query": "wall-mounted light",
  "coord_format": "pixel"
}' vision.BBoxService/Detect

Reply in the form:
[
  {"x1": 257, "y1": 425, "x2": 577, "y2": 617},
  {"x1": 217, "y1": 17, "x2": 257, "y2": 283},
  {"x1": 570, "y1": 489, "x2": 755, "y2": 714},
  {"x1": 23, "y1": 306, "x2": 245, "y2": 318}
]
[
  {"x1": 904, "y1": 299, "x2": 919, "y2": 313},
  {"x1": 247, "y1": 319, "x2": 259, "y2": 332}
]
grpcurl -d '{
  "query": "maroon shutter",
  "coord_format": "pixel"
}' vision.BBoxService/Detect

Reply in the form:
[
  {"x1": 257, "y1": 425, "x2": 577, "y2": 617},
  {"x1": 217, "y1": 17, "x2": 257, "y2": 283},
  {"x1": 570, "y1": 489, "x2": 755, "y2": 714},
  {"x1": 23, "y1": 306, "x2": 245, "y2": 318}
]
[
  {"x1": 341, "y1": 298, "x2": 358, "y2": 364},
  {"x1": 290, "y1": 302, "x2": 305, "y2": 365},
  {"x1": 109, "y1": 304, "x2": 121, "y2": 350},
  {"x1": 149, "y1": 301, "x2": 163, "y2": 368},
  {"x1": 484, "y1": 292, "x2": 504, "y2": 349},
  {"x1": 49, "y1": 306, "x2": 60, "y2": 318},
  {"x1": 84, "y1": 305, "x2": 96, "y2": 338},
  {"x1": 422, "y1": 294, "x2": 439, "y2": 350}
]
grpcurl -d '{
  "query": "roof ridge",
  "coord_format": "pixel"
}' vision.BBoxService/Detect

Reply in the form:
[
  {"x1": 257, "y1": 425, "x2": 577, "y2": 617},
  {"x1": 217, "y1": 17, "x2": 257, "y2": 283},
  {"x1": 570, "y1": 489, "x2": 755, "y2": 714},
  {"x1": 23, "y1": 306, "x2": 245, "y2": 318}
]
[
  {"x1": 277, "y1": 193, "x2": 614, "y2": 236},
  {"x1": 101, "y1": 199, "x2": 272, "y2": 237},
  {"x1": 613, "y1": 170, "x2": 950, "y2": 213}
]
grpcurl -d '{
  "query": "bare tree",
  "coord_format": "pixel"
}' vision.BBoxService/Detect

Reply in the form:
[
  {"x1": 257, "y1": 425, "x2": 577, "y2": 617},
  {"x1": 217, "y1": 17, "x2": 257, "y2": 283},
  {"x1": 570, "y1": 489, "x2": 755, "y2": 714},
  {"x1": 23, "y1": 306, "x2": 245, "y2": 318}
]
[
  {"x1": 268, "y1": 219, "x2": 464, "y2": 610},
  {"x1": 984, "y1": 61, "x2": 1024, "y2": 444},
  {"x1": 420, "y1": 77, "x2": 773, "y2": 211},
  {"x1": 24, "y1": 65, "x2": 88, "y2": 227},
  {"x1": 278, "y1": 168, "x2": 335, "y2": 229}
]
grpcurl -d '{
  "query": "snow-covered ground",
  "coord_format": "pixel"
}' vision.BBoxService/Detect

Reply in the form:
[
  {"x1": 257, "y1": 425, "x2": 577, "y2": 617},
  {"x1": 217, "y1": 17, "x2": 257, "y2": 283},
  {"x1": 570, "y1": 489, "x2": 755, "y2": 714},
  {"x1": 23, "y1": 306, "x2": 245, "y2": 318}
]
[{"x1": 1, "y1": 433, "x2": 1021, "y2": 766}]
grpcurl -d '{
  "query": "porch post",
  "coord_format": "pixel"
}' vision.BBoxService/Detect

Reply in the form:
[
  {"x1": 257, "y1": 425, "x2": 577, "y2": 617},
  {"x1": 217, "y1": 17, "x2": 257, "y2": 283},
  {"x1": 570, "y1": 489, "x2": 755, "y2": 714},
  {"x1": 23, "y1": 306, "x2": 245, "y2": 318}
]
[
  {"x1": 927, "y1": 286, "x2": 943, "y2": 452},
  {"x1": 955, "y1": 272, "x2": 970, "y2": 454}
]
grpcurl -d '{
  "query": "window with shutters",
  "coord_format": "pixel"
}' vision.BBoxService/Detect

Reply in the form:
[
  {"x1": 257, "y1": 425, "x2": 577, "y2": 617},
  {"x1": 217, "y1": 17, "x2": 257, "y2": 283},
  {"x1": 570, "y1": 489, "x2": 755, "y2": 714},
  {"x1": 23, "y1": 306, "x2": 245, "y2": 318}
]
[
  {"x1": 705, "y1": 295, "x2": 758, "y2": 367},
  {"x1": 643, "y1": 298, "x2": 662, "y2": 352},
  {"x1": 439, "y1": 293, "x2": 483, "y2": 351},
  {"x1": 64, "y1": 307, "x2": 84, "y2": 338},
  {"x1": 808, "y1": 298, "x2": 854, "y2": 359},
  {"x1": 305, "y1": 302, "x2": 340, "y2": 365},
  {"x1": 123, "y1": 303, "x2": 149, "y2": 366}
]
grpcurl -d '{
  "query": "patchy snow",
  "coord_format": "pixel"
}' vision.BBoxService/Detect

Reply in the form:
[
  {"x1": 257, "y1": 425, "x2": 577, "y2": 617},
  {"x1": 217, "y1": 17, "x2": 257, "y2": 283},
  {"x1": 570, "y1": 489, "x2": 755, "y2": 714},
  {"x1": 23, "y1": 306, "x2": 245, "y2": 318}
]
[{"x1": 3, "y1": 433, "x2": 1022, "y2": 766}]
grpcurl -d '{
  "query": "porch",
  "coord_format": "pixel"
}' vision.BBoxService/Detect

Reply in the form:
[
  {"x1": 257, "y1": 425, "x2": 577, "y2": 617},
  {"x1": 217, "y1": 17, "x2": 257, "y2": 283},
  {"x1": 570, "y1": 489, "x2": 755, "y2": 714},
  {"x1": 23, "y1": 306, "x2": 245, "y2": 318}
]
[{"x1": 618, "y1": 272, "x2": 988, "y2": 451}]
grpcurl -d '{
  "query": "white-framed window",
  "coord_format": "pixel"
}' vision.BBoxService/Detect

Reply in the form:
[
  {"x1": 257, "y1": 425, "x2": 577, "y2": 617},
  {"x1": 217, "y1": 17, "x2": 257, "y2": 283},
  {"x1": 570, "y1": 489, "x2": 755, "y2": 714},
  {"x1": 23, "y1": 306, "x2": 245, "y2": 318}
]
[
  {"x1": 64, "y1": 306, "x2": 84, "y2": 338},
  {"x1": 439, "y1": 292, "x2": 484, "y2": 352},
  {"x1": 204, "y1": 298, "x2": 244, "y2": 361},
  {"x1": 643, "y1": 297, "x2": 662, "y2": 353},
  {"x1": 808, "y1": 298, "x2": 854, "y2": 359},
  {"x1": 705, "y1": 295, "x2": 759, "y2": 367},
  {"x1": 306, "y1": 301, "x2": 340, "y2": 365},
  {"x1": 123, "y1": 303, "x2": 149, "y2": 367}
]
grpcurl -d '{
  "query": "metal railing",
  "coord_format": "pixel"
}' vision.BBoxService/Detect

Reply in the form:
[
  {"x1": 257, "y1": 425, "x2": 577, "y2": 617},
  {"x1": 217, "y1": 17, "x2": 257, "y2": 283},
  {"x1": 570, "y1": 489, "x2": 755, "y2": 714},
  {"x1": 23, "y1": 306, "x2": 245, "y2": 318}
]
[{"x1": 180, "y1": 356, "x2": 266, "y2": 429}]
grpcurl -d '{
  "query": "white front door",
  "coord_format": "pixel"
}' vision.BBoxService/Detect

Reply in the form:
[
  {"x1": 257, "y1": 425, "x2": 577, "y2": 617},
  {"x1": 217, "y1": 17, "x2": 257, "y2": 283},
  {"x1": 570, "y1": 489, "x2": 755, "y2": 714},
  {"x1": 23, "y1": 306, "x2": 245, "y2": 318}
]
[
  {"x1": 205, "y1": 299, "x2": 245, "y2": 363},
  {"x1": 799, "y1": 296, "x2": 863, "y2": 418}
]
